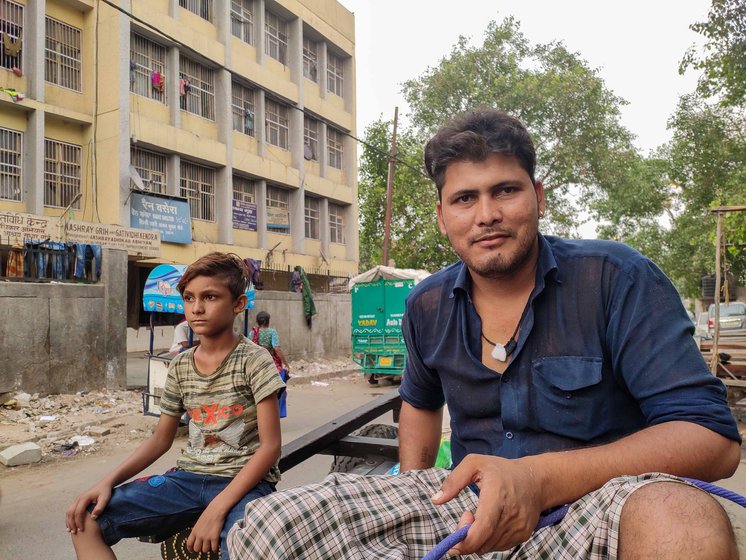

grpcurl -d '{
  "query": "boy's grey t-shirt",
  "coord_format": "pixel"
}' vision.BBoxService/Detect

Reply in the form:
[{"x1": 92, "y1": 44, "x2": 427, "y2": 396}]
[{"x1": 160, "y1": 337, "x2": 285, "y2": 480}]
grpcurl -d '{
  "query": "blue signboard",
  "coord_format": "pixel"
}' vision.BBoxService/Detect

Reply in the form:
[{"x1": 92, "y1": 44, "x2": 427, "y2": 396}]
[
  {"x1": 232, "y1": 200, "x2": 257, "y2": 231},
  {"x1": 130, "y1": 192, "x2": 192, "y2": 244}
]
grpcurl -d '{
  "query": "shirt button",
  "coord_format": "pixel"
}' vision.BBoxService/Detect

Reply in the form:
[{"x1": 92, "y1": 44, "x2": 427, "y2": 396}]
[
  {"x1": 565, "y1": 393, "x2": 573, "y2": 399},
  {"x1": 505, "y1": 431, "x2": 514, "y2": 440}
]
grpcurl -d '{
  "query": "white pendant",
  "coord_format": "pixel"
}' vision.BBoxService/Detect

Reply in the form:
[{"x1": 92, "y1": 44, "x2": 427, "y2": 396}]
[{"x1": 491, "y1": 343, "x2": 508, "y2": 362}]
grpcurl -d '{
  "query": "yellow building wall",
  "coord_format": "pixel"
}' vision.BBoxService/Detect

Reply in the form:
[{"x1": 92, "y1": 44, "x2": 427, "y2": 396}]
[
  {"x1": 329, "y1": 242, "x2": 347, "y2": 260},
  {"x1": 180, "y1": 112, "x2": 219, "y2": 142},
  {"x1": 303, "y1": 173, "x2": 353, "y2": 205},
  {"x1": 232, "y1": 229, "x2": 260, "y2": 248}
]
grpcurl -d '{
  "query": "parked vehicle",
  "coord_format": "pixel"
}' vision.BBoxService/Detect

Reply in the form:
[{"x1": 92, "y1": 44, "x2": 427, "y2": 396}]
[
  {"x1": 695, "y1": 312, "x2": 712, "y2": 340},
  {"x1": 708, "y1": 301, "x2": 746, "y2": 337}
]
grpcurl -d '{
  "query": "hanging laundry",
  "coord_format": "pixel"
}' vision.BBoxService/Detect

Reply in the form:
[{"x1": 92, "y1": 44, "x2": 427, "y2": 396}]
[
  {"x1": 179, "y1": 78, "x2": 187, "y2": 96},
  {"x1": 244, "y1": 109, "x2": 254, "y2": 134},
  {"x1": 151, "y1": 70, "x2": 164, "y2": 92},
  {"x1": 2, "y1": 88, "x2": 25, "y2": 102},
  {"x1": 5, "y1": 243, "x2": 24, "y2": 278},
  {"x1": 2, "y1": 31, "x2": 22, "y2": 57}
]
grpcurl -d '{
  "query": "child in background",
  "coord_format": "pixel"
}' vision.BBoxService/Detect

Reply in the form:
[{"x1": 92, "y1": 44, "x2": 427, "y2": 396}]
[{"x1": 66, "y1": 252, "x2": 285, "y2": 559}]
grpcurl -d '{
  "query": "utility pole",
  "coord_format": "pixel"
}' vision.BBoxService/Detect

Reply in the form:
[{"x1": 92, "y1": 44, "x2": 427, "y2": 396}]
[{"x1": 382, "y1": 106, "x2": 398, "y2": 267}]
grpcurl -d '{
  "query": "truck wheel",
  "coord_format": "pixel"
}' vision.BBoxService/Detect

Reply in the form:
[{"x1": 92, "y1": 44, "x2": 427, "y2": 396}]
[{"x1": 329, "y1": 423, "x2": 399, "y2": 474}]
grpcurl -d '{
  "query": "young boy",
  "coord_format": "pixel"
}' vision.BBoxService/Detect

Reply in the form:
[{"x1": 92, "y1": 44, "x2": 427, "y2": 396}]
[{"x1": 65, "y1": 252, "x2": 285, "y2": 559}]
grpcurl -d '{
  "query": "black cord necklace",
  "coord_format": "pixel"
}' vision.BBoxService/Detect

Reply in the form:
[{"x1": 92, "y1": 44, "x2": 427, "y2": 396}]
[{"x1": 480, "y1": 299, "x2": 531, "y2": 362}]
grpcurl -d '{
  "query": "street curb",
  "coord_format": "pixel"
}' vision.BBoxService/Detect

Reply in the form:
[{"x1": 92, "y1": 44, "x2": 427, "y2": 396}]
[{"x1": 287, "y1": 367, "x2": 361, "y2": 386}]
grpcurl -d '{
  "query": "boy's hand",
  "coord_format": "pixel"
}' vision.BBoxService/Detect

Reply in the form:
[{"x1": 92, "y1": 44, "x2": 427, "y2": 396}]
[
  {"x1": 65, "y1": 483, "x2": 112, "y2": 534},
  {"x1": 187, "y1": 503, "x2": 227, "y2": 553}
]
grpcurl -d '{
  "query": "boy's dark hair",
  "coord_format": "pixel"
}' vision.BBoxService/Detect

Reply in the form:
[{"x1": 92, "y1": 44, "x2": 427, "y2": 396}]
[
  {"x1": 177, "y1": 252, "x2": 249, "y2": 300},
  {"x1": 256, "y1": 311, "x2": 270, "y2": 327},
  {"x1": 424, "y1": 109, "x2": 536, "y2": 197}
]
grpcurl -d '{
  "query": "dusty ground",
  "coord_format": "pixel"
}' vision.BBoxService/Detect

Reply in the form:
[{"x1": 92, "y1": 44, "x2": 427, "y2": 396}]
[{"x1": 0, "y1": 356, "x2": 362, "y2": 466}]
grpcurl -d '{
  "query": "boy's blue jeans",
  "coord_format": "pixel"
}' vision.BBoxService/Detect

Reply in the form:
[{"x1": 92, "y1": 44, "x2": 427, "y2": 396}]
[{"x1": 91, "y1": 469, "x2": 275, "y2": 559}]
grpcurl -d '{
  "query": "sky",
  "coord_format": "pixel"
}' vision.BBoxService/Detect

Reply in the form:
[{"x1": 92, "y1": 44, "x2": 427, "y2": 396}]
[{"x1": 337, "y1": 0, "x2": 712, "y2": 154}]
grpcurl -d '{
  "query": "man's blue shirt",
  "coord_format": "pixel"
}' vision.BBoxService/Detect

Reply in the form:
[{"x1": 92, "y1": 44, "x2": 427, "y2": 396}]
[{"x1": 399, "y1": 235, "x2": 740, "y2": 469}]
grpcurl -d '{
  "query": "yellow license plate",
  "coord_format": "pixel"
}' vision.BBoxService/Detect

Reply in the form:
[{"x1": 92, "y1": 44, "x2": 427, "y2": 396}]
[{"x1": 378, "y1": 356, "x2": 393, "y2": 367}]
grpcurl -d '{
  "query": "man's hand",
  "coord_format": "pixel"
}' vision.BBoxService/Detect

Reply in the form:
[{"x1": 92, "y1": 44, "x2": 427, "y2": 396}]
[
  {"x1": 431, "y1": 454, "x2": 543, "y2": 555},
  {"x1": 187, "y1": 503, "x2": 226, "y2": 554},
  {"x1": 65, "y1": 482, "x2": 112, "y2": 534}
]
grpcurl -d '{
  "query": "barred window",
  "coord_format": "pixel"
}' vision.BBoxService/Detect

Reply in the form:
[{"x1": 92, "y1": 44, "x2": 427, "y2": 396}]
[
  {"x1": 327, "y1": 52, "x2": 344, "y2": 97},
  {"x1": 265, "y1": 99, "x2": 288, "y2": 149},
  {"x1": 180, "y1": 57, "x2": 215, "y2": 120},
  {"x1": 45, "y1": 17, "x2": 81, "y2": 91},
  {"x1": 0, "y1": 127, "x2": 22, "y2": 201},
  {"x1": 130, "y1": 33, "x2": 167, "y2": 104},
  {"x1": 232, "y1": 175, "x2": 255, "y2": 203},
  {"x1": 266, "y1": 185, "x2": 289, "y2": 232},
  {"x1": 131, "y1": 147, "x2": 167, "y2": 194},
  {"x1": 327, "y1": 127, "x2": 343, "y2": 169},
  {"x1": 180, "y1": 160, "x2": 215, "y2": 221},
  {"x1": 302, "y1": 37, "x2": 318, "y2": 82},
  {"x1": 179, "y1": 0, "x2": 212, "y2": 22},
  {"x1": 44, "y1": 139, "x2": 81, "y2": 209},
  {"x1": 264, "y1": 11, "x2": 287, "y2": 64},
  {"x1": 329, "y1": 203, "x2": 345, "y2": 244},
  {"x1": 231, "y1": 0, "x2": 253, "y2": 44},
  {"x1": 231, "y1": 81, "x2": 255, "y2": 136},
  {"x1": 303, "y1": 116, "x2": 318, "y2": 160},
  {"x1": 304, "y1": 196, "x2": 320, "y2": 239},
  {"x1": 0, "y1": 0, "x2": 23, "y2": 72}
]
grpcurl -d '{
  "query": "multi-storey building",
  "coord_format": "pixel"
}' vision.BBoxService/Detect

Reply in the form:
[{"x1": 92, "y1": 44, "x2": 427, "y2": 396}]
[{"x1": 0, "y1": 0, "x2": 357, "y2": 326}]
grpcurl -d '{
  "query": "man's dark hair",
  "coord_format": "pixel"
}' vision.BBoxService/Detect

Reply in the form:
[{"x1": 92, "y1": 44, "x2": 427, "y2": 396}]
[
  {"x1": 256, "y1": 311, "x2": 271, "y2": 327},
  {"x1": 177, "y1": 252, "x2": 249, "y2": 300},
  {"x1": 424, "y1": 109, "x2": 536, "y2": 197}
]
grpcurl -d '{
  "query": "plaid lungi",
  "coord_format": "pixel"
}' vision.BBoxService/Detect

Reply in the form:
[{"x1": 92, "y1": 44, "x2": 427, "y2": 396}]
[{"x1": 227, "y1": 469, "x2": 692, "y2": 559}]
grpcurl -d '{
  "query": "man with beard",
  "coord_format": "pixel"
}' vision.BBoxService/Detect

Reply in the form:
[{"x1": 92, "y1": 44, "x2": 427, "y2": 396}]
[{"x1": 228, "y1": 110, "x2": 740, "y2": 560}]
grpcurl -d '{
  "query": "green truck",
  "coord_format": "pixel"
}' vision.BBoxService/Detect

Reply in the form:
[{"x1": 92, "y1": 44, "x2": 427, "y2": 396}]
[{"x1": 350, "y1": 266, "x2": 430, "y2": 378}]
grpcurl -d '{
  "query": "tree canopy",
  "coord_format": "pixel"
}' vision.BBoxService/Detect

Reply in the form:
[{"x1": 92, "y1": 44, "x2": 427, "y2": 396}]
[{"x1": 680, "y1": 0, "x2": 746, "y2": 106}]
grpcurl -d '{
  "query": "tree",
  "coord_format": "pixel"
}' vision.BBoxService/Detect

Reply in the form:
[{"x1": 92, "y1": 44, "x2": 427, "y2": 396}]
[
  {"x1": 680, "y1": 0, "x2": 746, "y2": 106},
  {"x1": 401, "y1": 18, "x2": 642, "y2": 235},
  {"x1": 357, "y1": 119, "x2": 454, "y2": 272}
]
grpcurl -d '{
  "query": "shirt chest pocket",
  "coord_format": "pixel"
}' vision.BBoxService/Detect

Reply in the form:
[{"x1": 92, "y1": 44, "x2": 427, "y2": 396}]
[{"x1": 530, "y1": 357, "x2": 608, "y2": 441}]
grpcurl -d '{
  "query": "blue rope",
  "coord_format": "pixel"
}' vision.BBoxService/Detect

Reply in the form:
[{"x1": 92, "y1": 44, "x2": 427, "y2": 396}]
[{"x1": 421, "y1": 479, "x2": 745, "y2": 560}]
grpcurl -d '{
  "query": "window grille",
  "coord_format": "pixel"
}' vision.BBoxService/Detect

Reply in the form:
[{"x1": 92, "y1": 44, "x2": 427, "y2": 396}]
[
  {"x1": 232, "y1": 175, "x2": 255, "y2": 203},
  {"x1": 328, "y1": 127, "x2": 343, "y2": 170},
  {"x1": 44, "y1": 139, "x2": 81, "y2": 209},
  {"x1": 45, "y1": 17, "x2": 81, "y2": 91},
  {"x1": 231, "y1": 81, "x2": 255, "y2": 136},
  {"x1": 266, "y1": 185, "x2": 289, "y2": 232},
  {"x1": 265, "y1": 99, "x2": 289, "y2": 149},
  {"x1": 230, "y1": 0, "x2": 253, "y2": 44},
  {"x1": 130, "y1": 33, "x2": 166, "y2": 103},
  {"x1": 180, "y1": 161, "x2": 215, "y2": 221},
  {"x1": 0, "y1": 127, "x2": 22, "y2": 201},
  {"x1": 264, "y1": 11, "x2": 287, "y2": 64},
  {"x1": 0, "y1": 0, "x2": 23, "y2": 71},
  {"x1": 302, "y1": 37, "x2": 318, "y2": 82},
  {"x1": 131, "y1": 147, "x2": 167, "y2": 194},
  {"x1": 179, "y1": 56, "x2": 215, "y2": 120},
  {"x1": 304, "y1": 196, "x2": 320, "y2": 239},
  {"x1": 329, "y1": 203, "x2": 345, "y2": 244},
  {"x1": 179, "y1": 0, "x2": 212, "y2": 22},
  {"x1": 327, "y1": 52, "x2": 344, "y2": 97},
  {"x1": 303, "y1": 116, "x2": 318, "y2": 160}
]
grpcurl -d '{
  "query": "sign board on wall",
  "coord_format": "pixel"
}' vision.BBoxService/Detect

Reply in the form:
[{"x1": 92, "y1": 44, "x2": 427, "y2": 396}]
[
  {"x1": 0, "y1": 210, "x2": 161, "y2": 257},
  {"x1": 267, "y1": 206, "x2": 289, "y2": 231},
  {"x1": 130, "y1": 192, "x2": 192, "y2": 244},
  {"x1": 232, "y1": 200, "x2": 257, "y2": 231}
]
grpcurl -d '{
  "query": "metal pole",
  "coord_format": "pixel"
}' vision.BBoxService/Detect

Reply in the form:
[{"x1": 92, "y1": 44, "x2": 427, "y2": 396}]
[
  {"x1": 382, "y1": 107, "x2": 399, "y2": 267},
  {"x1": 710, "y1": 212, "x2": 723, "y2": 374}
]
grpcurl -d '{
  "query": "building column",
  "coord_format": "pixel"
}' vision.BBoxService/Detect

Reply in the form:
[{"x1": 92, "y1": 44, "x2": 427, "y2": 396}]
[
  {"x1": 320, "y1": 197, "x2": 329, "y2": 258},
  {"x1": 26, "y1": 0, "x2": 46, "y2": 102},
  {"x1": 215, "y1": 0, "x2": 231, "y2": 57},
  {"x1": 318, "y1": 41, "x2": 328, "y2": 100},
  {"x1": 168, "y1": 0, "x2": 179, "y2": 19},
  {"x1": 168, "y1": 47, "x2": 180, "y2": 127},
  {"x1": 256, "y1": 90, "x2": 266, "y2": 158},
  {"x1": 167, "y1": 154, "x2": 181, "y2": 197},
  {"x1": 319, "y1": 121, "x2": 328, "y2": 178},
  {"x1": 118, "y1": 9, "x2": 133, "y2": 226},
  {"x1": 255, "y1": 0, "x2": 265, "y2": 65},
  {"x1": 216, "y1": 68, "x2": 233, "y2": 244},
  {"x1": 290, "y1": 187, "x2": 304, "y2": 254},
  {"x1": 24, "y1": 109, "x2": 44, "y2": 215},
  {"x1": 256, "y1": 179, "x2": 267, "y2": 249},
  {"x1": 345, "y1": 202, "x2": 357, "y2": 262}
]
